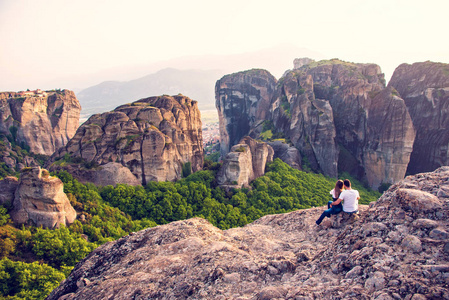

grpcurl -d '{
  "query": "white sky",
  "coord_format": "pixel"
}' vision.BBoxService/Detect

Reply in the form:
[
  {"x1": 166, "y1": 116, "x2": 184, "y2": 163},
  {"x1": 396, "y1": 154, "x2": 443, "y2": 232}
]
[{"x1": 0, "y1": 0, "x2": 448, "y2": 91}]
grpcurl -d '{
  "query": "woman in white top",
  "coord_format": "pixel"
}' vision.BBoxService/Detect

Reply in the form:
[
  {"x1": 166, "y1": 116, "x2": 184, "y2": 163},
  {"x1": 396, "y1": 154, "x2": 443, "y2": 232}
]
[{"x1": 316, "y1": 180, "x2": 344, "y2": 225}]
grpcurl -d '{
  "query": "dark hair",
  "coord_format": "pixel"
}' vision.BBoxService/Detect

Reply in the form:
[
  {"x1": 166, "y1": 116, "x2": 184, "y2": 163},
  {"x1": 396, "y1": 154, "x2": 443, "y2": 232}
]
[
  {"x1": 335, "y1": 180, "x2": 344, "y2": 198},
  {"x1": 344, "y1": 179, "x2": 351, "y2": 188}
]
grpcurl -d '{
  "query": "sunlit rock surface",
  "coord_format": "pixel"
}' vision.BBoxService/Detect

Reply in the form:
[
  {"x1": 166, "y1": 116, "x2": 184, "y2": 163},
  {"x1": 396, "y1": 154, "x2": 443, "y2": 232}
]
[{"x1": 48, "y1": 166, "x2": 449, "y2": 299}]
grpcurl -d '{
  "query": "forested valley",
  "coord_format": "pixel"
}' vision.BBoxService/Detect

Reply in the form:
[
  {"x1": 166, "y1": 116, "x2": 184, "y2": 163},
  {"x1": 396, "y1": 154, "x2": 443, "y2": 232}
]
[{"x1": 0, "y1": 158, "x2": 380, "y2": 299}]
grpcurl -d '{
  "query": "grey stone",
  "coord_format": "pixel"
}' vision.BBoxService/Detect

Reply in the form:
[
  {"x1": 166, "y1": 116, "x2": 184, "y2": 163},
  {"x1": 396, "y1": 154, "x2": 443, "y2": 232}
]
[{"x1": 401, "y1": 235, "x2": 422, "y2": 253}]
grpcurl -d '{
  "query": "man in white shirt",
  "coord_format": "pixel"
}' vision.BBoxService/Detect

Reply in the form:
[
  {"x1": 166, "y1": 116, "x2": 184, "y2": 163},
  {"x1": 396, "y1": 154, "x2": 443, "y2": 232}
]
[{"x1": 330, "y1": 179, "x2": 360, "y2": 213}]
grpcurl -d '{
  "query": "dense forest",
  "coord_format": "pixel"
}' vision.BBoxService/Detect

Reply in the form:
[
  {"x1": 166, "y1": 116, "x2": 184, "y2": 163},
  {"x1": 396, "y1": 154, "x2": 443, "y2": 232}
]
[{"x1": 0, "y1": 157, "x2": 380, "y2": 299}]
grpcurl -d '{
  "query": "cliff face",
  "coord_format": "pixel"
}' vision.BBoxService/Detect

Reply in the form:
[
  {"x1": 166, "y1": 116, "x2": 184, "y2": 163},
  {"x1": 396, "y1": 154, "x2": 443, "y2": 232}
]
[
  {"x1": 215, "y1": 69, "x2": 277, "y2": 155},
  {"x1": 302, "y1": 61, "x2": 385, "y2": 163},
  {"x1": 363, "y1": 86, "x2": 416, "y2": 188},
  {"x1": 3, "y1": 167, "x2": 76, "y2": 228},
  {"x1": 216, "y1": 59, "x2": 416, "y2": 188},
  {"x1": 0, "y1": 90, "x2": 81, "y2": 156},
  {"x1": 301, "y1": 61, "x2": 415, "y2": 186},
  {"x1": 52, "y1": 95, "x2": 203, "y2": 185},
  {"x1": 389, "y1": 61, "x2": 449, "y2": 175},
  {"x1": 48, "y1": 166, "x2": 449, "y2": 299},
  {"x1": 271, "y1": 68, "x2": 338, "y2": 177}
]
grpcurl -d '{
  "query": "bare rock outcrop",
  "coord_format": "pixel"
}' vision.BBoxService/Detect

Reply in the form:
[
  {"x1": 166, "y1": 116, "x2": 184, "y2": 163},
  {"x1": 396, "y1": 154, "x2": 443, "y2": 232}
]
[
  {"x1": 0, "y1": 176, "x2": 18, "y2": 206},
  {"x1": 217, "y1": 136, "x2": 273, "y2": 187},
  {"x1": 389, "y1": 61, "x2": 449, "y2": 175},
  {"x1": 216, "y1": 143, "x2": 253, "y2": 187},
  {"x1": 50, "y1": 162, "x2": 141, "y2": 187},
  {"x1": 0, "y1": 90, "x2": 81, "y2": 155},
  {"x1": 216, "y1": 59, "x2": 417, "y2": 188},
  {"x1": 6, "y1": 167, "x2": 76, "y2": 228},
  {"x1": 48, "y1": 166, "x2": 449, "y2": 300},
  {"x1": 363, "y1": 86, "x2": 416, "y2": 188},
  {"x1": 268, "y1": 140, "x2": 302, "y2": 170},
  {"x1": 89, "y1": 162, "x2": 141, "y2": 186},
  {"x1": 51, "y1": 95, "x2": 203, "y2": 185},
  {"x1": 272, "y1": 66, "x2": 338, "y2": 177},
  {"x1": 294, "y1": 60, "x2": 415, "y2": 188},
  {"x1": 239, "y1": 136, "x2": 274, "y2": 179},
  {"x1": 215, "y1": 69, "x2": 277, "y2": 155}
]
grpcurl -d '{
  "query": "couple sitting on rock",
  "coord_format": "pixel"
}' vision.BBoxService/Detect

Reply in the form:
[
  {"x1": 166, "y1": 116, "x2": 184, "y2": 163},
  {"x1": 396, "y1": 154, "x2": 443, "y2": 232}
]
[{"x1": 316, "y1": 179, "x2": 360, "y2": 225}]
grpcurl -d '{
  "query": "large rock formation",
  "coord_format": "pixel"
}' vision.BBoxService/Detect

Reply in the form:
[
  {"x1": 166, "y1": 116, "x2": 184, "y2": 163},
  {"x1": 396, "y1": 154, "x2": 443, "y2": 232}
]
[
  {"x1": 363, "y1": 86, "x2": 416, "y2": 188},
  {"x1": 271, "y1": 66, "x2": 338, "y2": 177},
  {"x1": 215, "y1": 69, "x2": 276, "y2": 155},
  {"x1": 389, "y1": 61, "x2": 449, "y2": 174},
  {"x1": 48, "y1": 167, "x2": 449, "y2": 299},
  {"x1": 216, "y1": 59, "x2": 417, "y2": 188},
  {"x1": 51, "y1": 95, "x2": 203, "y2": 185},
  {"x1": 217, "y1": 136, "x2": 274, "y2": 187},
  {"x1": 1, "y1": 167, "x2": 77, "y2": 228},
  {"x1": 0, "y1": 90, "x2": 81, "y2": 155}
]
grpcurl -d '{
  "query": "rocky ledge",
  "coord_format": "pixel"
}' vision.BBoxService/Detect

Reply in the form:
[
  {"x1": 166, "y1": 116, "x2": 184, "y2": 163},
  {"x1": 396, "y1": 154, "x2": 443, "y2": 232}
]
[{"x1": 48, "y1": 167, "x2": 449, "y2": 299}]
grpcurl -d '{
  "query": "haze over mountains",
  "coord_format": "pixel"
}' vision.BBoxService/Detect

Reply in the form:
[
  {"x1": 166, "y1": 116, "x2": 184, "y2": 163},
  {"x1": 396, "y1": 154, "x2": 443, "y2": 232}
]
[
  {"x1": 77, "y1": 68, "x2": 223, "y2": 118},
  {"x1": 76, "y1": 45, "x2": 324, "y2": 118}
]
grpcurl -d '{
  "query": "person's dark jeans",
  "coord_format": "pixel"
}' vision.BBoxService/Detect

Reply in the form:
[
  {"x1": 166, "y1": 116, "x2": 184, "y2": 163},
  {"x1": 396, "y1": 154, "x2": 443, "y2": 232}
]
[{"x1": 316, "y1": 201, "x2": 343, "y2": 225}]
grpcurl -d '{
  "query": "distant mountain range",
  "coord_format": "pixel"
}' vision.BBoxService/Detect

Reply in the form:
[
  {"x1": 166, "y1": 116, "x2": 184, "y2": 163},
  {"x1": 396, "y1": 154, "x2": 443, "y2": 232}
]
[
  {"x1": 77, "y1": 68, "x2": 224, "y2": 119},
  {"x1": 76, "y1": 45, "x2": 324, "y2": 119}
]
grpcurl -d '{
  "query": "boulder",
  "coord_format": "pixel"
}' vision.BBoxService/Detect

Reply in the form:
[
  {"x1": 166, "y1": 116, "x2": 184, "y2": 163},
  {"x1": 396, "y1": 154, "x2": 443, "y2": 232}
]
[
  {"x1": 395, "y1": 188, "x2": 442, "y2": 214},
  {"x1": 401, "y1": 235, "x2": 422, "y2": 253},
  {"x1": 9, "y1": 167, "x2": 76, "y2": 228}
]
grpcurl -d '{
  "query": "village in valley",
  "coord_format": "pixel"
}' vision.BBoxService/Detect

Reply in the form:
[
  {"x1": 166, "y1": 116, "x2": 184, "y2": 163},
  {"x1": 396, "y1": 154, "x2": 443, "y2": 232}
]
[{"x1": 201, "y1": 110, "x2": 221, "y2": 161}]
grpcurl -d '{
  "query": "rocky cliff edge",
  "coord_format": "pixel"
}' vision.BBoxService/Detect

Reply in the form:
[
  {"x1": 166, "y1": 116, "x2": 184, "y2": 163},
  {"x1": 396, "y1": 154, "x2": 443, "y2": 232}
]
[{"x1": 48, "y1": 166, "x2": 449, "y2": 299}]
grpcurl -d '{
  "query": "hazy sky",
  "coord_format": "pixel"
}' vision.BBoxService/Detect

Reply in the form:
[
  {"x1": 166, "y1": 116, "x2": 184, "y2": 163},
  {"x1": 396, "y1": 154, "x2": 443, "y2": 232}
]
[{"x1": 1, "y1": 0, "x2": 448, "y2": 91}]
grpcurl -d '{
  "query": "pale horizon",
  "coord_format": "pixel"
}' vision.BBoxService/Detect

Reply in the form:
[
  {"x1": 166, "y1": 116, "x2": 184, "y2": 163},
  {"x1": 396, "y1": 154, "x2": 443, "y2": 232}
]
[{"x1": 1, "y1": 0, "x2": 448, "y2": 92}]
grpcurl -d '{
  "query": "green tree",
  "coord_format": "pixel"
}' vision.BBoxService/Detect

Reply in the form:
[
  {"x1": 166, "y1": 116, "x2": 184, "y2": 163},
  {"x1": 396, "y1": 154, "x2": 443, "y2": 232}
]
[
  {"x1": 0, "y1": 257, "x2": 65, "y2": 299},
  {"x1": 30, "y1": 226, "x2": 96, "y2": 268}
]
